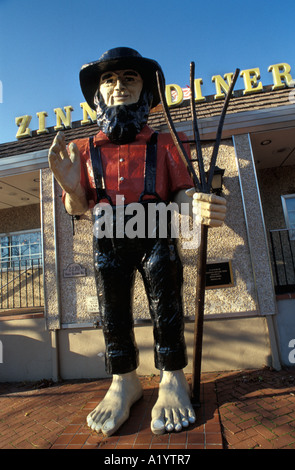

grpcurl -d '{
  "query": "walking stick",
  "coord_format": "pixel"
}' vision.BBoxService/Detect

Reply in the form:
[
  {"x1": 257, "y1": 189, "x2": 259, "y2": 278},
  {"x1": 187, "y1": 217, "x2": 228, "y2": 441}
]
[{"x1": 156, "y1": 64, "x2": 240, "y2": 407}]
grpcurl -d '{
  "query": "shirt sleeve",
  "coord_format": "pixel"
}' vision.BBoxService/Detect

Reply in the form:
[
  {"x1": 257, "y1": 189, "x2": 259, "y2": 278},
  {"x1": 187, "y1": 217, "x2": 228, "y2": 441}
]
[
  {"x1": 61, "y1": 138, "x2": 95, "y2": 209},
  {"x1": 165, "y1": 132, "x2": 194, "y2": 194}
]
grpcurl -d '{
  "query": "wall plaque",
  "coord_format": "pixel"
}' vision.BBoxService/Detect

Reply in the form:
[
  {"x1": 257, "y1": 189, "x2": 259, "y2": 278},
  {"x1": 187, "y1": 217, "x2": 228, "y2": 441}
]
[
  {"x1": 205, "y1": 261, "x2": 234, "y2": 289},
  {"x1": 86, "y1": 296, "x2": 100, "y2": 313},
  {"x1": 63, "y1": 263, "x2": 87, "y2": 278}
]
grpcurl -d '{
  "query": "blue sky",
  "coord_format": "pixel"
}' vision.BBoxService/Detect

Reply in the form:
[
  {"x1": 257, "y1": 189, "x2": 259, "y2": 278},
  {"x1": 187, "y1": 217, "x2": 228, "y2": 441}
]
[{"x1": 1, "y1": 0, "x2": 295, "y2": 144}]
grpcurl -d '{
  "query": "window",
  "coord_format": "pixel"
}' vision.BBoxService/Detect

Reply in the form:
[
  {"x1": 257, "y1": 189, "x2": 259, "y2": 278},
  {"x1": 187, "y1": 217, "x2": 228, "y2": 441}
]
[
  {"x1": 281, "y1": 195, "x2": 295, "y2": 240},
  {"x1": 0, "y1": 230, "x2": 43, "y2": 310},
  {"x1": 0, "y1": 230, "x2": 42, "y2": 270}
]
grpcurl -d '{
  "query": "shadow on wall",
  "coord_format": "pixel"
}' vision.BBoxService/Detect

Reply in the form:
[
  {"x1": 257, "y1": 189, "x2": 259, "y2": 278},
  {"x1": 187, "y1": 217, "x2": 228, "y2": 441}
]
[
  {"x1": 0, "y1": 315, "x2": 281, "y2": 383},
  {"x1": 0, "y1": 331, "x2": 52, "y2": 382},
  {"x1": 184, "y1": 318, "x2": 273, "y2": 373}
]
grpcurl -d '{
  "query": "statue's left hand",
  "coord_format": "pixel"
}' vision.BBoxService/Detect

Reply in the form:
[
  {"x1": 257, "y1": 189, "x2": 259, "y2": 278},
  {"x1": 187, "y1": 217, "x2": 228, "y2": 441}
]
[
  {"x1": 48, "y1": 131, "x2": 81, "y2": 196},
  {"x1": 186, "y1": 188, "x2": 226, "y2": 227}
]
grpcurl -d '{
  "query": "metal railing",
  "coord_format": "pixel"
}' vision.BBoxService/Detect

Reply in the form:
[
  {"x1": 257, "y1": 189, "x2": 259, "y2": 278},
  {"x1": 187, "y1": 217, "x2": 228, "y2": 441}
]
[
  {"x1": 269, "y1": 228, "x2": 295, "y2": 294},
  {"x1": 0, "y1": 258, "x2": 44, "y2": 311}
]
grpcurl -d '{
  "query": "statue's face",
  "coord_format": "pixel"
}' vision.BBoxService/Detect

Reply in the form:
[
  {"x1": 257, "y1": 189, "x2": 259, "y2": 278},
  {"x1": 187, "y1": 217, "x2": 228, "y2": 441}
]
[{"x1": 99, "y1": 69, "x2": 143, "y2": 107}]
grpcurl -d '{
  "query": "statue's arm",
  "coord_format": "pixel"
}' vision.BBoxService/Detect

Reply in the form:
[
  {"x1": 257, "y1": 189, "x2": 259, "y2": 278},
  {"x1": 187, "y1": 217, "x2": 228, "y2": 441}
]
[
  {"x1": 48, "y1": 132, "x2": 88, "y2": 215},
  {"x1": 174, "y1": 188, "x2": 226, "y2": 227}
]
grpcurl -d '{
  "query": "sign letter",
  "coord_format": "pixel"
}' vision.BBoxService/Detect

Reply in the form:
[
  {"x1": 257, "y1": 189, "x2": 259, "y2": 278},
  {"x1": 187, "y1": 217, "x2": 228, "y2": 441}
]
[
  {"x1": 15, "y1": 115, "x2": 32, "y2": 139},
  {"x1": 268, "y1": 63, "x2": 293, "y2": 90},
  {"x1": 36, "y1": 111, "x2": 49, "y2": 135},
  {"x1": 240, "y1": 68, "x2": 263, "y2": 95},
  {"x1": 194, "y1": 78, "x2": 206, "y2": 102},
  {"x1": 165, "y1": 84, "x2": 183, "y2": 107},
  {"x1": 54, "y1": 106, "x2": 74, "y2": 130},
  {"x1": 80, "y1": 102, "x2": 97, "y2": 125},
  {"x1": 212, "y1": 73, "x2": 234, "y2": 100}
]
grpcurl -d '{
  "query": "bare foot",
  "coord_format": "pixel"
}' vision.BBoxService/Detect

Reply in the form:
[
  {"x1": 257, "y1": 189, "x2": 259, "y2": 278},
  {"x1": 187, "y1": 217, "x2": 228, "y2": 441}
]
[
  {"x1": 151, "y1": 370, "x2": 196, "y2": 434},
  {"x1": 87, "y1": 370, "x2": 143, "y2": 436}
]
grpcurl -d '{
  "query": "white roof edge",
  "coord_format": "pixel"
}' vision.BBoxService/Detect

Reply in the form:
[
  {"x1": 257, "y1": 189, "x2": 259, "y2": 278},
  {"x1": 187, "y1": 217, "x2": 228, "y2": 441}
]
[
  {"x1": 164, "y1": 104, "x2": 295, "y2": 139},
  {"x1": 0, "y1": 148, "x2": 49, "y2": 176}
]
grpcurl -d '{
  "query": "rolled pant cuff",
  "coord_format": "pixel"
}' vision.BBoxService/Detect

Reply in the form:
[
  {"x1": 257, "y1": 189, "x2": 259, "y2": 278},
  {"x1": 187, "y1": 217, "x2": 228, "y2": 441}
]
[
  {"x1": 105, "y1": 355, "x2": 139, "y2": 375},
  {"x1": 154, "y1": 349, "x2": 188, "y2": 372}
]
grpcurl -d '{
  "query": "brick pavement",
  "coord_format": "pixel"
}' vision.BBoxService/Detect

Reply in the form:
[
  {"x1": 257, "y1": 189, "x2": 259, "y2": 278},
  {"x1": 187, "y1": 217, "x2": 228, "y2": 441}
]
[
  {"x1": 215, "y1": 368, "x2": 295, "y2": 449},
  {"x1": 0, "y1": 368, "x2": 294, "y2": 450}
]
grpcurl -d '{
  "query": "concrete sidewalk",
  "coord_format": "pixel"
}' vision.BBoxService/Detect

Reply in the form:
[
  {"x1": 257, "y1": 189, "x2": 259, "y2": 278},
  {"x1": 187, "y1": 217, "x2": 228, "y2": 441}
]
[{"x1": 0, "y1": 368, "x2": 295, "y2": 450}]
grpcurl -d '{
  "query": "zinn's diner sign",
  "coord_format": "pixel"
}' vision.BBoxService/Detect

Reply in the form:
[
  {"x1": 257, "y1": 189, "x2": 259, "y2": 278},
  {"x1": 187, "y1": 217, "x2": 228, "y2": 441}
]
[{"x1": 14, "y1": 63, "x2": 293, "y2": 140}]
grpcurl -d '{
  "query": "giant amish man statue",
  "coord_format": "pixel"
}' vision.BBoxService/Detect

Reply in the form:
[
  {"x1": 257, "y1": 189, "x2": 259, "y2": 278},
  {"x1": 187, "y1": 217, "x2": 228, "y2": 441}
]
[{"x1": 48, "y1": 47, "x2": 226, "y2": 436}]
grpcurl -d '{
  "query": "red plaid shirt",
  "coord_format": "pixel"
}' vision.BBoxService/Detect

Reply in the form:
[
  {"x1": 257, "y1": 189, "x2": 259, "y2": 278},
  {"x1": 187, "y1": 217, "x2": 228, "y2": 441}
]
[{"x1": 65, "y1": 125, "x2": 193, "y2": 207}]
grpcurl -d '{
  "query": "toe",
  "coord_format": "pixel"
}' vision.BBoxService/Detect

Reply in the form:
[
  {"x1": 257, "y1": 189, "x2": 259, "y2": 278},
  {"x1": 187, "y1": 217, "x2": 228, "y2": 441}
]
[
  {"x1": 151, "y1": 418, "x2": 166, "y2": 435},
  {"x1": 151, "y1": 407, "x2": 166, "y2": 435},
  {"x1": 93, "y1": 422, "x2": 102, "y2": 433},
  {"x1": 188, "y1": 407, "x2": 196, "y2": 423},
  {"x1": 102, "y1": 418, "x2": 116, "y2": 436},
  {"x1": 86, "y1": 415, "x2": 93, "y2": 426},
  {"x1": 165, "y1": 409, "x2": 174, "y2": 432},
  {"x1": 181, "y1": 417, "x2": 189, "y2": 427},
  {"x1": 171, "y1": 409, "x2": 181, "y2": 432}
]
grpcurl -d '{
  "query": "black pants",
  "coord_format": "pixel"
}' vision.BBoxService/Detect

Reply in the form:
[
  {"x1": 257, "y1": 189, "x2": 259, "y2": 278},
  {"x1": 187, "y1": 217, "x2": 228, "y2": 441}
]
[{"x1": 93, "y1": 207, "x2": 188, "y2": 375}]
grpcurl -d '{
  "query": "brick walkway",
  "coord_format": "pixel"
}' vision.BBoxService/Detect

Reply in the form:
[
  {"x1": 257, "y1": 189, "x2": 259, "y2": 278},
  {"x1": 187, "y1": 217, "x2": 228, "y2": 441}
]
[
  {"x1": 216, "y1": 368, "x2": 295, "y2": 449},
  {"x1": 0, "y1": 368, "x2": 294, "y2": 450}
]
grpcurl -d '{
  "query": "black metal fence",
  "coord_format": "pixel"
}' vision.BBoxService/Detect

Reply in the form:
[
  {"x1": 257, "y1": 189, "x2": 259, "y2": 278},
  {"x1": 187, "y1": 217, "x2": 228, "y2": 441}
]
[
  {"x1": 269, "y1": 228, "x2": 295, "y2": 294},
  {"x1": 0, "y1": 258, "x2": 44, "y2": 311}
]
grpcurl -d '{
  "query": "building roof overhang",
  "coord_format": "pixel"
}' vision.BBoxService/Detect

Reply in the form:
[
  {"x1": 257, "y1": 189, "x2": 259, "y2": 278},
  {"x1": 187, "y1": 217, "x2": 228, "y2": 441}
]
[{"x1": 0, "y1": 86, "x2": 294, "y2": 172}]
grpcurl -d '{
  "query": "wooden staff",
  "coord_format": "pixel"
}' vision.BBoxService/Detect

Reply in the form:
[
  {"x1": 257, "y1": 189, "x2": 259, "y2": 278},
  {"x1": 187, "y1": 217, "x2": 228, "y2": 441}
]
[{"x1": 156, "y1": 65, "x2": 240, "y2": 406}]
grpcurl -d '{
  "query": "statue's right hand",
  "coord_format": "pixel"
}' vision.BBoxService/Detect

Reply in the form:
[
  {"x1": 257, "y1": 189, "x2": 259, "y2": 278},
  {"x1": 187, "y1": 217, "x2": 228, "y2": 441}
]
[{"x1": 48, "y1": 131, "x2": 81, "y2": 195}]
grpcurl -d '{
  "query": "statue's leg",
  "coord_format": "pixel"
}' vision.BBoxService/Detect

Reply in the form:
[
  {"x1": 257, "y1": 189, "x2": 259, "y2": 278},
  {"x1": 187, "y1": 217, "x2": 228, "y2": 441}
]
[
  {"x1": 140, "y1": 237, "x2": 196, "y2": 434},
  {"x1": 93, "y1": 236, "x2": 139, "y2": 374},
  {"x1": 87, "y1": 237, "x2": 142, "y2": 436}
]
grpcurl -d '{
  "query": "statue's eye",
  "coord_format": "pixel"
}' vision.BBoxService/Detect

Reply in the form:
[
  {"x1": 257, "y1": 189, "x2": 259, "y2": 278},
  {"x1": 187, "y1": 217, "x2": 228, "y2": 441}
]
[{"x1": 101, "y1": 73, "x2": 116, "y2": 85}]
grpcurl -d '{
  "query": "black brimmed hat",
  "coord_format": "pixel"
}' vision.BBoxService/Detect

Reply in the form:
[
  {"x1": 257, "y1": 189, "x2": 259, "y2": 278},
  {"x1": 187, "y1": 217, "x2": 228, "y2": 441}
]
[{"x1": 79, "y1": 47, "x2": 165, "y2": 110}]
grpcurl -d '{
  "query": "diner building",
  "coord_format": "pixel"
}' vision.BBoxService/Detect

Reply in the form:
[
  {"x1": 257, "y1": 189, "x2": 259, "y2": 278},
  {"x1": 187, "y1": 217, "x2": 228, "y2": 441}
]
[{"x1": 0, "y1": 62, "x2": 295, "y2": 382}]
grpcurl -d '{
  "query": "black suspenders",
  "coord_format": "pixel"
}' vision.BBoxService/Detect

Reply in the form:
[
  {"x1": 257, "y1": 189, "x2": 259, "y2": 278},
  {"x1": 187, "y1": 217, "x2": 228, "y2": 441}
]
[
  {"x1": 89, "y1": 136, "x2": 113, "y2": 205},
  {"x1": 139, "y1": 132, "x2": 161, "y2": 202},
  {"x1": 89, "y1": 133, "x2": 161, "y2": 205}
]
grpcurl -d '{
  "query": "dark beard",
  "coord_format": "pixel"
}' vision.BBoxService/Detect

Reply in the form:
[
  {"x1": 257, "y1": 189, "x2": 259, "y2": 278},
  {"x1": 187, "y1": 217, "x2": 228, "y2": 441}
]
[{"x1": 94, "y1": 89, "x2": 153, "y2": 144}]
